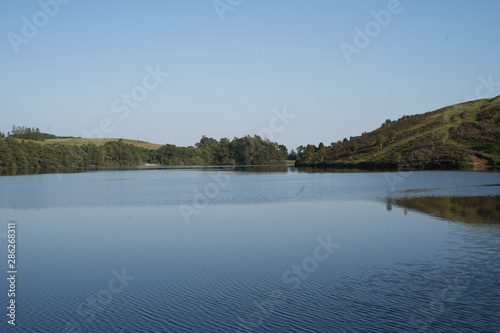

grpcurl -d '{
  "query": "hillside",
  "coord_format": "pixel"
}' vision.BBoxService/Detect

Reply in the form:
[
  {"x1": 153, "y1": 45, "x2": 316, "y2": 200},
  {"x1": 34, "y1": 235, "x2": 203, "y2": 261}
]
[
  {"x1": 296, "y1": 96, "x2": 500, "y2": 170},
  {"x1": 16, "y1": 137, "x2": 163, "y2": 150}
]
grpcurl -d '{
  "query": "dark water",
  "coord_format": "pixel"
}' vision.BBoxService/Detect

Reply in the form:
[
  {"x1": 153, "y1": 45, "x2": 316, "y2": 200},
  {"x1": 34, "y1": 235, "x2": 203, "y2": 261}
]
[{"x1": 0, "y1": 167, "x2": 499, "y2": 332}]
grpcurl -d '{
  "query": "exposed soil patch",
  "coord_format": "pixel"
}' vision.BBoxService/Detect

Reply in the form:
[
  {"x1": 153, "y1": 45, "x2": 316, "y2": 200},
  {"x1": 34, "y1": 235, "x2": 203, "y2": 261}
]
[{"x1": 472, "y1": 155, "x2": 490, "y2": 170}]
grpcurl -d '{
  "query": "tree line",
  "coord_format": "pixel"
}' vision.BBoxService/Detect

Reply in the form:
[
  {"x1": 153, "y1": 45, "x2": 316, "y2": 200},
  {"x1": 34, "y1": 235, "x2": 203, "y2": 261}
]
[
  {"x1": 7, "y1": 125, "x2": 58, "y2": 141},
  {"x1": 0, "y1": 135, "x2": 288, "y2": 169}
]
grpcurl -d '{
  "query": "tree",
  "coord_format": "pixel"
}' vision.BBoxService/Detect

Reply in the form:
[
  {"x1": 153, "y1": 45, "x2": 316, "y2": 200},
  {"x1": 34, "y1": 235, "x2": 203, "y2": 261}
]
[
  {"x1": 317, "y1": 142, "x2": 326, "y2": 155},
  {"x1": 431, "y1": 129, "x2": 448, "y2": 144},
  {"x1": 388, "y1": 130, "x2": 396, "y2": 141},
  {"x1": 296, "y1": 146, "x2": 305, "y2": 159},
  {"x1": 9, "y1": 125, "x2": 56, "y2": 141},
  {"x1": 5, "y1": 137, "x2": 28, "y2": 168},
  {"x1": 0, "y1": 138, "x2": 12, "y2": 167},
  {"x1": 304, "y1": 144, "x2": 316, "y2": 157},
  {"x1": 376, "y1": 134, "x2": 386, "y2": 148},
  {"x1": 0, "y1": 134, "x2": 288, "y2": 169}
]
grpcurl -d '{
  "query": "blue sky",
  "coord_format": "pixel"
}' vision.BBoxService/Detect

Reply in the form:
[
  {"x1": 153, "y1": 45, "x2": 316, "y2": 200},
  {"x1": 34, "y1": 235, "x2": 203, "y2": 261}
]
[{"x1": 1, "y1": 0, "x2": 500, "y2": 150}]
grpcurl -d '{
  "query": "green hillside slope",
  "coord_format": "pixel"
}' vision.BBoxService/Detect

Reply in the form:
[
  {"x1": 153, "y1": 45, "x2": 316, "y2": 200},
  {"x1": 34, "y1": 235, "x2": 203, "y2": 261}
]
[
  {"x1": 16, "y1": 138, "x2": 163, "y2": 150},
  {"x1": 296, "y1": 96, "x2": 500, "y2": 170}
]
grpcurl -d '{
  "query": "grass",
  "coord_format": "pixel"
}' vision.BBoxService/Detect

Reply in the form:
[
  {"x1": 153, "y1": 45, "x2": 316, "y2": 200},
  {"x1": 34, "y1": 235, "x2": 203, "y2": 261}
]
[{"x1": 15, "y1": 138, "x2": 163, "y2": 150}]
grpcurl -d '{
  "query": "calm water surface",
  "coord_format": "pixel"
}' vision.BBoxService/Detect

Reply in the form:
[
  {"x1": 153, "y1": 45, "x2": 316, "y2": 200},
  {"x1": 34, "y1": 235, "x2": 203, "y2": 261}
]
[{"x1": 0, "y1": 167, "x2": 499, "y2": 332}]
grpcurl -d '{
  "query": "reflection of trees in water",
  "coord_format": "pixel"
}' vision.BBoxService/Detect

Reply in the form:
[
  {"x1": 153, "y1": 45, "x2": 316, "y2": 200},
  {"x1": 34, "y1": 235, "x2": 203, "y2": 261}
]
[
  {"x1": 389, "y1": 196, "x2": 500, "y2": 224},
  {"x1": 364, "y1": 198, "x2": 500, "y2": 331},
  {"x1": 0, "y1": 165, "x2": 292, "y2": 176}
]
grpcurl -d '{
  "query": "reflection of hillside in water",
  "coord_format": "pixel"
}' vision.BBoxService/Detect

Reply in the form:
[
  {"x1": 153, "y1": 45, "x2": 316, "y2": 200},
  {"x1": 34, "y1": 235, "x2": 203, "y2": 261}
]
[{"x1": 389, "y1": 196, "x2": 500, "y2": 224}]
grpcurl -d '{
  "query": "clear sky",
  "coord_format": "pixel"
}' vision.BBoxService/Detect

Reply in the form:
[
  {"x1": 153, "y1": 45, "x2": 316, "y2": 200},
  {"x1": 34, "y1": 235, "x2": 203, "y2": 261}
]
[{"x1": 1, "y1": 0, "x2": 499, "y2": 150}]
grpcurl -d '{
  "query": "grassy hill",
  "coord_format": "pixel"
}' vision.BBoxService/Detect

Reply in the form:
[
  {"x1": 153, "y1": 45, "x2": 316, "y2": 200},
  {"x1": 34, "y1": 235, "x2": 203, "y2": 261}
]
[
  {"x1": 296, "y1": 95, "x2": 500, "y2": 170},
  {"x1": 15, "y1": 137, "x2": 163, "y2": 150}
]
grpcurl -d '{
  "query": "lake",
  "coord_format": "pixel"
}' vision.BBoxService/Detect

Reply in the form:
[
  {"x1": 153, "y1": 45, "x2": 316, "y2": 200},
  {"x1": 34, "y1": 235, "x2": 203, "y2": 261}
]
[{"x1": 0, "y1": 167, "x2": 499, "y2": 332}]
